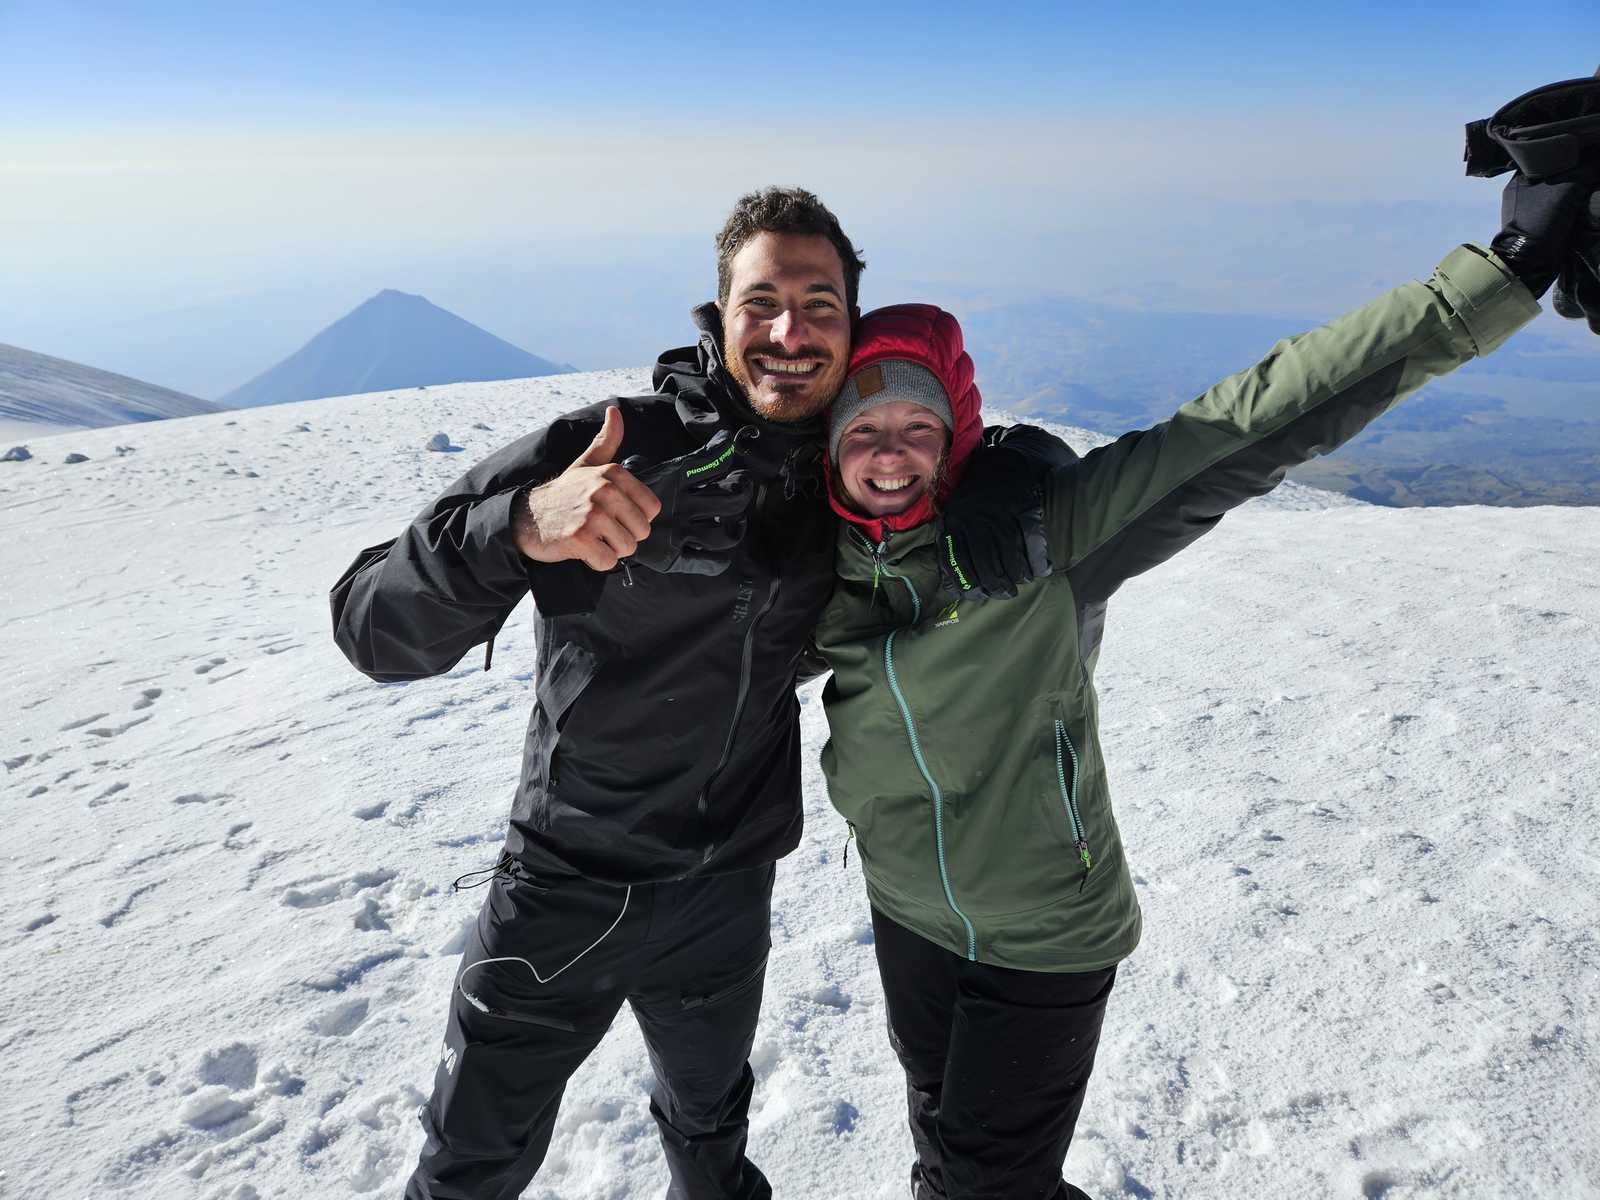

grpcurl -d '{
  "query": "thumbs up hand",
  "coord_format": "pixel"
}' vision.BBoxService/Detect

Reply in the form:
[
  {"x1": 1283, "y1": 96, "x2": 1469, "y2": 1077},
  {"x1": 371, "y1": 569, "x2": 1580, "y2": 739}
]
[{"x1": 512, "y1": 406, "x2": 664, "y2": 572}]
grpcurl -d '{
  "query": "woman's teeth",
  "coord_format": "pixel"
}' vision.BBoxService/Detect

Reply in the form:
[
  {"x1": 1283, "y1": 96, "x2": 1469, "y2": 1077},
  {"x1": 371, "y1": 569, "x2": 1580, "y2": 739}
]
[{"x1": 867, "y1": 477, "x2": 915, "y2": 493}]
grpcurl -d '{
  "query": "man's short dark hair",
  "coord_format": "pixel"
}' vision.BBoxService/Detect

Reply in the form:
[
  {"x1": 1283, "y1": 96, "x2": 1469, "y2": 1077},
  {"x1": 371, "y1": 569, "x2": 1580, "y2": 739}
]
[{"x1": 715, "y1": 187, "x2": 866, "y2": 312}]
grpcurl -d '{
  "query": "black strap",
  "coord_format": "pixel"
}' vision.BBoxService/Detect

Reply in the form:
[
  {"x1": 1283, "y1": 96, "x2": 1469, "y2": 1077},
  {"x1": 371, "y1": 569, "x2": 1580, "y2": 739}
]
[{"x1": 1466, "y1": 74, "x2": 1600, "y2": 180}]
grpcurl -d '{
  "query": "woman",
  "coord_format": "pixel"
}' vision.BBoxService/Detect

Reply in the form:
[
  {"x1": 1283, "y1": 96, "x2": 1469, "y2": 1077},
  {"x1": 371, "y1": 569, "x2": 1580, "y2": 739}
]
[
  {"x1": 813, "y1": 239, "x2": 1526, "y2": 1196},
  {"x1": 813, "y1": 303, "x2": 1128, "y2": 1200}
]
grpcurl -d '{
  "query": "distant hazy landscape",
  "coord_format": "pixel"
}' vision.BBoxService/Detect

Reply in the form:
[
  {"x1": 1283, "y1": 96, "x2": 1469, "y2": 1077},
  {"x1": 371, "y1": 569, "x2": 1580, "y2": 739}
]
[
  {"x1": 0, "y1": 342, "x2": 222, "y2": 442},
  {"x1": 0, "y1": 290, "x2": 573, "y2": 443},
  {"x1": 958, "y1": 299, "x2": 1600, "y2": 507},
  {"x1": 5, "y1": 278, "x2": 1599, "y2": 507}
]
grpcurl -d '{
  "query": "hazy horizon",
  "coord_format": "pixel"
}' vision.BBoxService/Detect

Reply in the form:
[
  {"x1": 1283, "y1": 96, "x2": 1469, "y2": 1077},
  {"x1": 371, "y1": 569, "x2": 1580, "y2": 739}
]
[{"x1": 5, "y1": 2, "x2": 1600, "y2": 395}]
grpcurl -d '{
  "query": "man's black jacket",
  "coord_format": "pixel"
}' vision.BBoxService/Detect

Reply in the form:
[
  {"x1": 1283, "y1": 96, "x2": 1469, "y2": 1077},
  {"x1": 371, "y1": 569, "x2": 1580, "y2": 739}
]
[{"x1": 330, "y1": 305, "x2": 838, "y2": 884}]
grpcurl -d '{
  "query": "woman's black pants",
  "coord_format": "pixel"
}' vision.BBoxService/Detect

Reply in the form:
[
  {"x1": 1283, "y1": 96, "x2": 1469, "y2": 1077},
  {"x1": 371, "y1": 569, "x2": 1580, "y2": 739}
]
[{"x1": 872, "y1": 907, "x2": 1116, "y2": 1200}]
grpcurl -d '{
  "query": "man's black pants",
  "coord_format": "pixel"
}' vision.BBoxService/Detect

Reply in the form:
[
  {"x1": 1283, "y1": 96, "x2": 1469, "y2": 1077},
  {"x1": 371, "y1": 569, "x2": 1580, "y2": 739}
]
[
  {"x1": 405, "y1": 862, "x2": 776, "y2": 1200},
  {"x1": 872, "y1": 908, "x2": 1116, "y2": 1200}
]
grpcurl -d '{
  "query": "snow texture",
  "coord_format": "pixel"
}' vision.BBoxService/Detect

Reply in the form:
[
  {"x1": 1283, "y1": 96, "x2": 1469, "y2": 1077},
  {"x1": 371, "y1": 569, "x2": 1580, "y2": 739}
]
[{"x1": 1, "y1": 369, "x2": 1596, "y2": 1199}]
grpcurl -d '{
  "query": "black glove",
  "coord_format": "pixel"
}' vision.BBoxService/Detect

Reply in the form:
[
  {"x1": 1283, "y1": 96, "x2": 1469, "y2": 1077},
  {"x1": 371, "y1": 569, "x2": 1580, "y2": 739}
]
[
  {"x1": 623, "y1": 431, "x2": 757, "y2": 576},
  {"x1": 936, "y1": 425, "x2": 1072, "y2": 599},
  {"x1": 1491, "y1": 166, "x2": 1600, "y2": 299},
  {"x1": 1552, "y1": 191, "x2": 1600, "y2": 333}
]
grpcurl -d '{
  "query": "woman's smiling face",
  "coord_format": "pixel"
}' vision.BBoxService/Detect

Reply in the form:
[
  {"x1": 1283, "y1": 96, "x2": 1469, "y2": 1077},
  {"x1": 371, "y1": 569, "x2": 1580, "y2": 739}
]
[{"x1": 836, "y1": 399, "x2": 950, "y2": 518}]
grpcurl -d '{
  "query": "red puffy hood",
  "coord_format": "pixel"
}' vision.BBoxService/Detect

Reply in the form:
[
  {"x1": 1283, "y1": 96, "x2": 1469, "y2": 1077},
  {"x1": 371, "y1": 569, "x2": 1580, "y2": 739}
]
[{"x1": 826, "y1": 303, "x2": 984, "y2": 539}]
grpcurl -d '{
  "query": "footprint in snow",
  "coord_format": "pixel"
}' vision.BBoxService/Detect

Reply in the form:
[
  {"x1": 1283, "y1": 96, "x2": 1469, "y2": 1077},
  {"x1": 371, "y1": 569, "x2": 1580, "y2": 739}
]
[
  {"x1": 131, "y1": 687, "x2": 162, "y2": 710},
  {"x1": 345, "y1": 1094, "x2": 422, "y2": 1191},
  {"x1": 353, "y1": 896, "x2": 391, "y2": 932},
  {"x1": 194, "y1": 657, "x2": 227, "y2": 675},
  {"x1": 173, "y1": 791, "x2": 226, "y2": 805},
  {"x1": 99, "y1": 883, "x2": 158, "y2": 927},
  {"x1": 810, "y1": 984, "x2": 851, "y2": 1012},
  {"x1": 279, "y1": 869, "x2": 397, "y2": 909},
  {"x1": 60, "y1": 712, "x2": 110, "y2": 732},
  {"x1": 302, "y1": 949, "x2": 404, "y2": 993},
  {"x1": 177, "y1": 1085, "x2": 254, "y2": 1131},
  {"x1": 830, "y1": 1100, "x2": 860, "y2": 1135},
  {"x1": 88, "y1": 780, "x2": 129, "y2": 807},
  {"x1": 85, "y1": 715, "x2": 153, "y2": 739},
  {"x1": 308, "y1": 997, "x2": 370, "y2": 1037},
  {"x1": 197, "y1": 1042, "x2": 258, "y2": 1090}
]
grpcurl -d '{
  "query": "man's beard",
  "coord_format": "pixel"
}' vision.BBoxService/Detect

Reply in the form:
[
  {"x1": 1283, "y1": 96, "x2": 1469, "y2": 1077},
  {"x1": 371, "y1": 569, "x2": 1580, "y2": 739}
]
[{"x1": 722, "y1": 341, "x2": 848, "y2": 423}]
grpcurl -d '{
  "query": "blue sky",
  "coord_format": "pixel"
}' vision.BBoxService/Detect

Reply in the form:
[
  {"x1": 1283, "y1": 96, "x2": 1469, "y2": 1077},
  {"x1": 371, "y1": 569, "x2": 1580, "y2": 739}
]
[
  {"x1": 3, "y1": 2, "x2": 1599, "y2": 390},
  {"x1": 7, "y1": 1, "x2": 1598, "y2": 128}
]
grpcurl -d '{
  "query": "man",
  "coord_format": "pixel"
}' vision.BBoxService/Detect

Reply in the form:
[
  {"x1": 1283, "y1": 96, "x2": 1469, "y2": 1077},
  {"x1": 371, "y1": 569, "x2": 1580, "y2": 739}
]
[{"x1": 329, "y1": 188, "x2": 1047, "y2": 1200}]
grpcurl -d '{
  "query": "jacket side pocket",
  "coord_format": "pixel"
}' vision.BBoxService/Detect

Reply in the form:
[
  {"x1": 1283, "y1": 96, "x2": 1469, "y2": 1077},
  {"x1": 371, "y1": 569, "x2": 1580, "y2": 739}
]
[{"x1": 523, "y1": 637, "x2": 596, "y2": 831}]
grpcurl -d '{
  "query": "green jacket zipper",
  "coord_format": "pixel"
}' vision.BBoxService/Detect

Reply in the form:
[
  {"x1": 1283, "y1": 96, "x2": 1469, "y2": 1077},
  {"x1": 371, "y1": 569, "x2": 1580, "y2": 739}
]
[
  {"x1": 866, "y1": 534, "x2": 978, "y2": 961},
  {"x1": 1053, "y1": 719, "x2": 1094, "y2": 891}
]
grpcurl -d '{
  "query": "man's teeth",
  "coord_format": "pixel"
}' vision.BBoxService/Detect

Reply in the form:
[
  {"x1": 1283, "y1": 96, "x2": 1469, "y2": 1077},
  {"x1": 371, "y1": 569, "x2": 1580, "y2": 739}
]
[
  {"x1": 755, "y1": 357, "x2": 818, "y2": 375},
  {"x1": 868, "y1": 477, "x2": 914, "y2": 492}
]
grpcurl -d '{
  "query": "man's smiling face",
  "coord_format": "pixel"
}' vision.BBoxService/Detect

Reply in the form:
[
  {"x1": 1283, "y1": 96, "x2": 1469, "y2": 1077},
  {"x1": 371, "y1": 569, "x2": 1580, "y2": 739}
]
[{"x1": 720, "y1": 232, "x2": 852, "y2": 423}]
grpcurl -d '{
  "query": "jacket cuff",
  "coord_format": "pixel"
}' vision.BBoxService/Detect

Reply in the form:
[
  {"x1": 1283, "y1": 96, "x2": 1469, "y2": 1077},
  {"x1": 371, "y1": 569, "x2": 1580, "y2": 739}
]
[
  {"x1": 469, "y1": 484, "x2": 604, "y2": 617},
  {"x1": 1434, "y1": 244, "x2": 1541, "y2": 357}
]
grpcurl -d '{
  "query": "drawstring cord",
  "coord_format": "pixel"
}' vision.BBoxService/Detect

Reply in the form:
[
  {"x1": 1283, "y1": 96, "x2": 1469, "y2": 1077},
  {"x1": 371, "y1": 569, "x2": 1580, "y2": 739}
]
[
  {"x1": 451, "y1": 853, "x2": 513, "y2": 893},
  {"x1": 457, "y1": 885, "x2": 632, "y2": 1005}
]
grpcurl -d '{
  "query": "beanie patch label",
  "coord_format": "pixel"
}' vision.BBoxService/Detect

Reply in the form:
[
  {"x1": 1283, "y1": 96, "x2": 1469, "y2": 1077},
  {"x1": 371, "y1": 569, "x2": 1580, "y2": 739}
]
[{"x1": 856, "y1": 365, "x2": 885, "y2": 399}]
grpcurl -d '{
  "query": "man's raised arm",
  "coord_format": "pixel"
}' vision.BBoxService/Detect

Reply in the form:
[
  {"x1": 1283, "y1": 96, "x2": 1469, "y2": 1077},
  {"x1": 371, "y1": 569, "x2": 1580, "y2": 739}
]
[{"x1": 328, "y1": 403, "x2": 653, "y2": 683}]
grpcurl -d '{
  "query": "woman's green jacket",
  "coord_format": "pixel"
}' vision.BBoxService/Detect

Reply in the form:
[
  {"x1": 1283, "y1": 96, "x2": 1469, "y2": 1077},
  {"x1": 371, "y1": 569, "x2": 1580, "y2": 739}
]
[{"x1": 814, "y1": 245, "x2": 1538, "y2": 972}]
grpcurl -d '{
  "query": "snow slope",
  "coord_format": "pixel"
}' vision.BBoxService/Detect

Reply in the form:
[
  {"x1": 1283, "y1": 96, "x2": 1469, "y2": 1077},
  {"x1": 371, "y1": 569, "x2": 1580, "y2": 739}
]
[
  {"x1": 0, "y1": 342, "x2": 223, "y2": 442},
  {"x1": 2, "y1": 370, "x2": 1596, "y2": 1200}
]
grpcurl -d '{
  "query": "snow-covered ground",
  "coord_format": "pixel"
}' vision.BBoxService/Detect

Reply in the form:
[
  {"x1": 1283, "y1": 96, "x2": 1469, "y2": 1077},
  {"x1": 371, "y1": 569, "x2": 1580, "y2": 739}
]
[{"x1": 2, "y1": 369, "x2": 1597, "y2": 1199}]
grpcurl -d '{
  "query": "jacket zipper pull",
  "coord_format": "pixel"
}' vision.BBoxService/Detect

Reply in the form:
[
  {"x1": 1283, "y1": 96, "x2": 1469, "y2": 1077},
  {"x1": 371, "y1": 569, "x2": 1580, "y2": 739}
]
[
  {"x1": 842, "y1": 822, "x2": 856, "y2": 870},
  {"x1": 483, "y1": 636, "x2": 495, "y2": 671},
  {"x1": 620, "y1": 558, "x2": 635, "y2": 587},
  {"x1": 1077, "y1": 839, "x2": 1094, "y2": 893}
]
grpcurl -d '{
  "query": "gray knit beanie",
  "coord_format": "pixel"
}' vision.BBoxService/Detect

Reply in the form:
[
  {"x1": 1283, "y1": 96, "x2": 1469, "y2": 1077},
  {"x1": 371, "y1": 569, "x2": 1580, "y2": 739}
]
[{"x1": 828, "y1": 360, "x2": 953, "y2": 460}]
